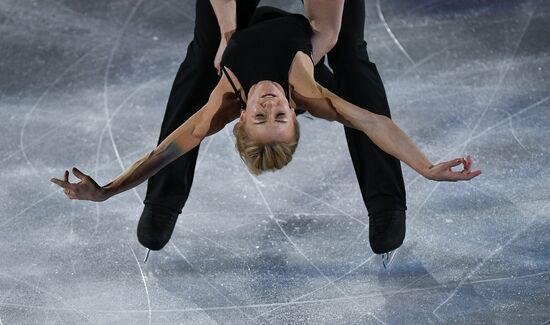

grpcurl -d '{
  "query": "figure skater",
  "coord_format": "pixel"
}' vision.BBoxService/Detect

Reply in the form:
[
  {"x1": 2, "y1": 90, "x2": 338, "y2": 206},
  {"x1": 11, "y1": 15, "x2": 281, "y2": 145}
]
[{"x1": 50, "y1": 0, "x2": 481, "y2": 266}]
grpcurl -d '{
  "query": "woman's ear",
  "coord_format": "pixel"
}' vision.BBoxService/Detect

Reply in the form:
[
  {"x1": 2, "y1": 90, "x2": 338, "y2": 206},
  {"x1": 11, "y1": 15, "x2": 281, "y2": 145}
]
[
  {"x1": 239, "y1": 109, "x2": 246, "y2": 123},
  {"x1": 289, "y1": 96, "x2": 297, "y2": 110}
]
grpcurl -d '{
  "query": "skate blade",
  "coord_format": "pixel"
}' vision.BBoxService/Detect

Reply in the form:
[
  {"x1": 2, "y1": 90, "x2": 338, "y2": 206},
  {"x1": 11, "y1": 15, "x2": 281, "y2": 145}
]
[
  {"x1": 382, "y1": 250, "x2": 397, "y2": 269},
  {"x1": 143, "y1": 249, "x2": 151, "y2": 263}
]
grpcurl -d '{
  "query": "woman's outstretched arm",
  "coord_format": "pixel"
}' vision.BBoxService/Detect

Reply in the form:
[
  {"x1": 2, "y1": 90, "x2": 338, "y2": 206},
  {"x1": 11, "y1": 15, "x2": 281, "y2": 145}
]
[
  {"x1": 97, "y1": 111, "x2": 205, "y2": 200},
  {"x1": 50, "y1": 79, "x2": 236, "y2": 201},
  {"x1": 289, "y1": 54, "x2": 481, "y2": 181}
]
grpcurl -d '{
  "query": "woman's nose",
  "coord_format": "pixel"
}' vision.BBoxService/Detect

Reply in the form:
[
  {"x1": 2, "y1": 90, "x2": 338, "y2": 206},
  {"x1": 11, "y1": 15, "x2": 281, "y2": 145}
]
[{"x1": 261, "y1": 98, "x2": 279, "y2": 108}]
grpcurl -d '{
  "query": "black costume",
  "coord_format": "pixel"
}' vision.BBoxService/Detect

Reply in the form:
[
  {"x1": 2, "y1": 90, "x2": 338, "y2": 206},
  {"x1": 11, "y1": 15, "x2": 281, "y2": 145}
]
[
  {"x1": 139, "y1": 0, "x2": 407, "y2": 255},
  {"x1": 220, "y1": 9, "x2": 313, "y2": 103}
]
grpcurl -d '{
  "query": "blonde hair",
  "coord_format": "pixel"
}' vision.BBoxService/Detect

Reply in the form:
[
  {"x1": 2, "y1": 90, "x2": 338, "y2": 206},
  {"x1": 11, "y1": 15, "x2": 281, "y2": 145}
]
[{"x1": 233, "y1": 115, "x2": 300, "y2": 175}]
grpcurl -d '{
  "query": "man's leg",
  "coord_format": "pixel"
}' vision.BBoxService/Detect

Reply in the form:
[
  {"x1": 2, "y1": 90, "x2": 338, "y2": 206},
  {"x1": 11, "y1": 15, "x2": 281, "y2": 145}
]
[
  {"x1": 139, "y1": 0, "x2": 259, "y2": 250},
  {"x1": 326, "y1": 0, "x2": 407, "y2": 254}
]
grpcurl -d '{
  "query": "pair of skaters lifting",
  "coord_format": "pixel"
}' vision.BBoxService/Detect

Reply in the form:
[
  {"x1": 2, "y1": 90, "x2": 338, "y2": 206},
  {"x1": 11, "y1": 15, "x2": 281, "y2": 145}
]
[{"x1": 51, "y1": 0, "x2": 481, "y2": 267}]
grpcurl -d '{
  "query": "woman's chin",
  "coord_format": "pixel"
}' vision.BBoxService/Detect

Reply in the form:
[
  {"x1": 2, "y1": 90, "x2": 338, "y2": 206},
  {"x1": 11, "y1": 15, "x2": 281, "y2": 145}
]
[{"x1": 252, "y1": 81, "x2": 285, "y2": 97}]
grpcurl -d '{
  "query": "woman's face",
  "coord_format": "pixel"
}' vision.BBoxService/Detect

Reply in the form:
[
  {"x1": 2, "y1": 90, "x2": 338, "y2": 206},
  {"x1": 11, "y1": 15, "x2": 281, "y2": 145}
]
[{"x1": 240, "y1": 80, "x2": 296, "y2": 144}]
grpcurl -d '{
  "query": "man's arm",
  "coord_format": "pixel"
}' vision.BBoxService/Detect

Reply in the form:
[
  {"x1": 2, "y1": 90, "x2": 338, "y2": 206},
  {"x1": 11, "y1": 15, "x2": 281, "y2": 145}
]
[
  {"x1": 210, "y1": 0, "x2": 237, "y2": 74},
  {"x1": 210, "y1": 0, "x2": 237, "y2": 40},
  {"x1": 304, "y1": 0, "x2": 344, "y2": 65}
]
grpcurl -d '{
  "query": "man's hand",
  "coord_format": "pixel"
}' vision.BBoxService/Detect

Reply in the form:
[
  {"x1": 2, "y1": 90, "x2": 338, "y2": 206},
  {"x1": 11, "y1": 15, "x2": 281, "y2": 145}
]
[
  {"x1": 214, "y1": 30, "x2": 234, "y2": 76},
  {"x1": 424, "y1": 155, "x2": 482, "y2": 182},
  {"x1": 210, "y1": 0, "x2": 236, "y2": 74},
  {"x1": 214, "y1": 37, "x2": 227, "y2": 76},
  {"x1": 50, "y1": 167, "x2": 107, "y2": 202}
]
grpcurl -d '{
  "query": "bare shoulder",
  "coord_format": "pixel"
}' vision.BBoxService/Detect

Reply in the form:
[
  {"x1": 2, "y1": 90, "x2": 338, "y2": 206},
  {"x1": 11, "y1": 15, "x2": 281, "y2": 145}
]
[
  {"x1": 206, "y1": 67, "x2": 245, "y2": 117},
  {"x1": 288, "y1": 52, "x2": 319, "y2": 97},
  {"x1": 193, "y1": 71, "x2": 243, "y2": 137},
  {"x1": 213, "y1": 67, "x2": 245, "y2": 100},
  {"x1": 288, "y1": 52, "x2": 340, "y2": 121}
]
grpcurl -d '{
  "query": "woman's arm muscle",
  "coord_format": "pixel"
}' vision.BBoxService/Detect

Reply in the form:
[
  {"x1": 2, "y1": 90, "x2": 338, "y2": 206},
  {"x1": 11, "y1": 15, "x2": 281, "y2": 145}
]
[
  {"x1": 311, "y1": 84, "x2": 433, "y2": 176},
  {"x1": 100, "y1": 79, "x2": 232, "y2": 199},
  {"x1": 315, "y1": 88, "x2": 482, "y2": 181},
  {"x1": 290, "y1": 54, "x2": 433, "y2": 177}
]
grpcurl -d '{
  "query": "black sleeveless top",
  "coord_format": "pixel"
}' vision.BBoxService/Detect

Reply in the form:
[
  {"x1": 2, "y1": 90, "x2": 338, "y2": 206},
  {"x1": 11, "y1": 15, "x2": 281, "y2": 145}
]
[{"x1": 220, "y1": 6, "x2": 314, "y2": 109}]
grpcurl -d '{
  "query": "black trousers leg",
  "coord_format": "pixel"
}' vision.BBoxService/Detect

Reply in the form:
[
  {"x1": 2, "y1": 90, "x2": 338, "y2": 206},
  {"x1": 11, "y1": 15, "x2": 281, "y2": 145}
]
[
  {"x1": 326, "y1": 0, "x2": 407, "y2": 215},
  {"x1": 319, "y1": 0, "x2": 407, "y2": 254},
  {"x1": 143, "y1": 0, "x2": 259, "y2": 213}
]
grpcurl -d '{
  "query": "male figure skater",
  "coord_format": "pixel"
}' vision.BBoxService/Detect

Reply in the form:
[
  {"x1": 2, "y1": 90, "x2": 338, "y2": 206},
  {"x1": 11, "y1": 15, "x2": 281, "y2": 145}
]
[{"x1": 139, "y1": 0, "x2": 407, "y2": 265}]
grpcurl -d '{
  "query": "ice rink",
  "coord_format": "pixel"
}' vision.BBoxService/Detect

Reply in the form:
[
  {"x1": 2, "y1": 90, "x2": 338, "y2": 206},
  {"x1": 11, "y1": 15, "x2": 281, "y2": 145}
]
[{"x1": 1, "y1": 0, "x2": 549, "y2": 323}]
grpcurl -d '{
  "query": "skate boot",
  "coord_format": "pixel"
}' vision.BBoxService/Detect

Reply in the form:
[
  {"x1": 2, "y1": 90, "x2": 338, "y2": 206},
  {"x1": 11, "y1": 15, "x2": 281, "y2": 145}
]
[
  {"x1": 369, "y1": 210, "x2": 406, "y2": 267},
  {"x1": 137, "y1": 203, "x2": 180, "y2": 252}
]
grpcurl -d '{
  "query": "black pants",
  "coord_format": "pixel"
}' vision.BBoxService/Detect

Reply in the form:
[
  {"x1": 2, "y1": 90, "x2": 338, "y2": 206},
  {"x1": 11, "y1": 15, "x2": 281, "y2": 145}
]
[{"x1": 143, "y1": 0, "x2": 407, "y2": 216}]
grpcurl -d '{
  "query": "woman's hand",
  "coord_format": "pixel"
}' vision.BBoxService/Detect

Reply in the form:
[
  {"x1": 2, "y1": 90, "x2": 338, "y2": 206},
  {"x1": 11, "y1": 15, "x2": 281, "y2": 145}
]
[
  {"x1": 424, "y1": 155, "x2": 482, "y2": 182},
  {"x1": 50, "y1": 167, "x2": 106, "y2": 202}
]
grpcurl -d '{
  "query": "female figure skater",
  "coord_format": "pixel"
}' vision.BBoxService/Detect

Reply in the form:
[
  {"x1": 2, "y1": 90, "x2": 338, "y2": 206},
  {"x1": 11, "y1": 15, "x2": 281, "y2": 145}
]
[{"x1": 50, "y1": 0, "x2": 481, "y2": 264}]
